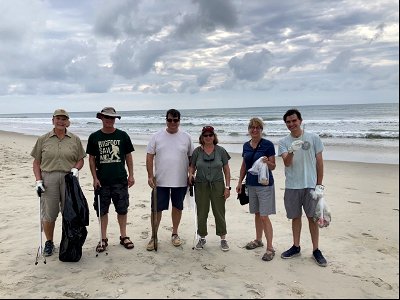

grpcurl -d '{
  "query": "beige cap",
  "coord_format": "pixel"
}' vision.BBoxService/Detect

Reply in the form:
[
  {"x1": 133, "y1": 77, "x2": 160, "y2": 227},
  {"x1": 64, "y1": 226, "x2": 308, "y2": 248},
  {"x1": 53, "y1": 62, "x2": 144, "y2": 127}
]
[
  {"x1": 53, "y1": 109, "x2": 69, "y2": 119},
  {"x1": 96, "y1": 107, "x2": 121, "y2": 119}
]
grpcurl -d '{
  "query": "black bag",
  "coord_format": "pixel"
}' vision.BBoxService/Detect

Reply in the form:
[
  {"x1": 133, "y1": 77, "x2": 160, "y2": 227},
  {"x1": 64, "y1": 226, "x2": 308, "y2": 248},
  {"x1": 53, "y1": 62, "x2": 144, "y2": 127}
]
[
  {"x1": 237, "y1": 184, "x2": 249, "y2": 205},
  {"x1": 59, "y1": 173, "x2": 89, "y2": 262}
]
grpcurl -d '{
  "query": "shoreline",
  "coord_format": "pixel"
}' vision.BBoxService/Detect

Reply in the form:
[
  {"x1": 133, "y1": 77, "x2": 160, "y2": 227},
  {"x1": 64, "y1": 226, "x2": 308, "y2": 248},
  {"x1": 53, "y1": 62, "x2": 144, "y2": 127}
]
[
  {"x1": 0, "y1": 129, "x2": 399, "y2": 298},
  {"x1": 1, "y1": 129, "x2": 398, "y2": 165}
]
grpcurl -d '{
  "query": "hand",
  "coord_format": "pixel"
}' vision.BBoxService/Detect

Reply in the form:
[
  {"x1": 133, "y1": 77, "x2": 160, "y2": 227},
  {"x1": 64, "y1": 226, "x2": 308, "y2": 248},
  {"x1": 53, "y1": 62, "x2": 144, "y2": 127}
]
[
  {"x1": 315, "y1": 184, "x2": 325, "y2": 197},
  {"x1": 36, "y1": 180, "x2": 45, "y2": 196},
  {"x1": 288, "y1": 140, "x2": 304, "y2": 153},
  {"x1": 71, "y1": 168, "x2": 79, "y2": 177}
]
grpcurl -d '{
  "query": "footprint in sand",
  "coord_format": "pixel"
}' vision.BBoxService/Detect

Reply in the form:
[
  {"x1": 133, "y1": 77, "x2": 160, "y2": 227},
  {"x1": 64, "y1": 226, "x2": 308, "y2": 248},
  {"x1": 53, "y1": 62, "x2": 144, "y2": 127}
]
[
  {"x1": 63, "y1": 291, "x2": 90, "y2": 299},
  {"x1": 371, "y1": 277, "x2": 393, "y2": 290},
  {"x1": 141, "y1": 213, "x2": 150, "y2": 220},
  {"x1": 140, "y1": 231, "x2": 149, "y2": 239},
  {"x1": 361, "y1": 232, "x2": 378, "y2": 240},
  {"x1": 244, "y1": 283, "x2": 265, "y2": 298}
]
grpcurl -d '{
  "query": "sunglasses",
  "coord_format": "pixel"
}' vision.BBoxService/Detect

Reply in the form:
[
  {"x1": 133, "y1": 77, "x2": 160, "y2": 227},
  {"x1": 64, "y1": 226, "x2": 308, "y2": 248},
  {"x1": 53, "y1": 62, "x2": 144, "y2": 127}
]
[
  {"x1": 202, "y1": 133, "x2": 214, "y2": 137},
  {"x1": 203, "y1": 151, "x2": 215, "y2": 161},
  {"x1": 166, "y1": 118, "x2": 180, "y2": 123},
  {"x1": 103, "y1": 115, "x2": 116, "y2": 120}
]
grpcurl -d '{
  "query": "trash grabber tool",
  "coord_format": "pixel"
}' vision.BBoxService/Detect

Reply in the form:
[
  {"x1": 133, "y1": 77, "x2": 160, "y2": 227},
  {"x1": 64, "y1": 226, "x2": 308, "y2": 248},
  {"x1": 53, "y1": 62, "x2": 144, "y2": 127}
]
[
  {"x1": 190, "y1": 185, "x2": 199, "y2": 250},
  {"x1": 152, "y1": 184, "x2": 158, "y2": 252},
  {"x1": 35, "y1": 190, "x2": 46, "y2": 265},
  {"x1": 95, "y1": 189, "x2": 108, "y2": 256}
]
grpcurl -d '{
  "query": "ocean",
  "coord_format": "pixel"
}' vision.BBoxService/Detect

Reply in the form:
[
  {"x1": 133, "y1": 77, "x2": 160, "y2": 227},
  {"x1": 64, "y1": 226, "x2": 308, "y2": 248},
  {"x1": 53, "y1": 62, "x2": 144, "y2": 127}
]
[{"x1": 0, "y1": 103, "x2": 398, "y2": 164}]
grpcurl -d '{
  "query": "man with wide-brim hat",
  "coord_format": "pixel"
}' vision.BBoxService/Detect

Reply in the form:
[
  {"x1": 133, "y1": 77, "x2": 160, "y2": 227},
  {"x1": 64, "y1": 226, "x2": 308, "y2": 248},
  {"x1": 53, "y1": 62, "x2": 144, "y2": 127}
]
[
  {"x1": 96, "y1": 107, "x2": 121, "y2": 119},
  {"x1": 87, "y1": 106, "x2": 135, "y2": 253}
]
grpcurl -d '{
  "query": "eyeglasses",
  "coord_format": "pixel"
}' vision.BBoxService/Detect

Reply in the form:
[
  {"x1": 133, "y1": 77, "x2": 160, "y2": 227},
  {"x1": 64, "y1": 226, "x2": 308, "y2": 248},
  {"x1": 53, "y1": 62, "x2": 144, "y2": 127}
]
[
  {"x1": 249, "y1": 126, "x2": 262, "y2": 131},
  {"x1": 166, "y1": 118, "x2": 180, "y2": 123},
  {"x1": 202, "y1": 133, "x2": 214, "y2": 138},
  {"x1": 103, "y1": 115, "x2": 116, "y2": 120}
]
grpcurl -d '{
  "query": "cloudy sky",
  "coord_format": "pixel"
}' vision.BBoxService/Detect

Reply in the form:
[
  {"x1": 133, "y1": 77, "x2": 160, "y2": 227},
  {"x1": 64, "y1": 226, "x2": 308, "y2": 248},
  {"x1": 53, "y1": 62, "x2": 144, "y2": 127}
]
[{"x1": 0, "y1": 0, "x2": 398, "y2": 113}]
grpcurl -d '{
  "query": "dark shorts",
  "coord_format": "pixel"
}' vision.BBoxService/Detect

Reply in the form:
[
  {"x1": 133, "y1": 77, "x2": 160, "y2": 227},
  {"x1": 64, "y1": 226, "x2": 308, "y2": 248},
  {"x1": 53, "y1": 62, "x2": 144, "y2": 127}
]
[
  {"x1": 93, "y1": 183, "x2": 129, "y2": 216},
  {"x1": 151, "y1": 186, "x2": 187, "y2": 212}
]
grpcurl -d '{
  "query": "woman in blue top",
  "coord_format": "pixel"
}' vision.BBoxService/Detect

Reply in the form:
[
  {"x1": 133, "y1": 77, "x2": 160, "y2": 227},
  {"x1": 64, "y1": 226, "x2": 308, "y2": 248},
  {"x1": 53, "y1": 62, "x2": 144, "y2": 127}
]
[{"x1": 236, "y1": 117, "x2": 276, "y2": 261}]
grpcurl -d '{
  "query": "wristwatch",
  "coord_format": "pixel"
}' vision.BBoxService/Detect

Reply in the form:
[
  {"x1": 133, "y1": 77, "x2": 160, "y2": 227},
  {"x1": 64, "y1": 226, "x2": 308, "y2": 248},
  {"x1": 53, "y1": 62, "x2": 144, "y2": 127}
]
[{"x1": 225, "y1": 186, "x2": 231, "y2": 190}]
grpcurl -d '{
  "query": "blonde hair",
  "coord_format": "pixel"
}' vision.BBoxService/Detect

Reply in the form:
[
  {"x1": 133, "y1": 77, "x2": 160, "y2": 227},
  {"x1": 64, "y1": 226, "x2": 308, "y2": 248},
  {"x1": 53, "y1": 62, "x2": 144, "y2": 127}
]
[{"x1": 248, "y1": 117, "x2": 264, "y2": 130}]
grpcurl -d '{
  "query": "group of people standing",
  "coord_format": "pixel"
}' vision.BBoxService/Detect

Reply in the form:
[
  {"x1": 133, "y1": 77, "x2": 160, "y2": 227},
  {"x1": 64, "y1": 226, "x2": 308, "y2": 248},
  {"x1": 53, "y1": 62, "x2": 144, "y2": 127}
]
[{"x1": 31, "y1": 106, "x2": 327, "y2": 268}]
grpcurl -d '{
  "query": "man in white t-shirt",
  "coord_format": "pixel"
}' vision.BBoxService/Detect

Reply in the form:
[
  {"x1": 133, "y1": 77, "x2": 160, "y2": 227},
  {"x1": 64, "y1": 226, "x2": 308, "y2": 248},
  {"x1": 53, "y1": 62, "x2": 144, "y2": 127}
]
[
  {"x1": 278, "y1": 108, "x2": 327, "y2": 267},
  {"x1": 146, "y1": 109, "x2": 194, "y2": 251}
]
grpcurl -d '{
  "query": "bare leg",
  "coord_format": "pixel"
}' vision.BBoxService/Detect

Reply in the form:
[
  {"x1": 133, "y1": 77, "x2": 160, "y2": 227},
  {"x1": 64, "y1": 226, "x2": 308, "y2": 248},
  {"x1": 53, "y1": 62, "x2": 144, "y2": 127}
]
[
  {"x1": 150, "y1": 211, "x2": 162, "y2": 237},
  {"x1": 117, "y1": 214, "x2": 127, "y2": 237},
  {"x1": 43, "y1": 221, "x2": 55, "y2": 241},
  {"x1": 100, "y1": 214, "x2": 108, "y2": 239},
  {"x1": 308, "y1": 217, "x2": 319, "y2": 250},
  {"x1": 260, "y1": 215, "x2": 273, "y2": 250},
  {"x1": 254, "y1": 213, "x2": 263, "y2": 241},
  {"x1": 292, "y1": 217, "x2": 302, "y2": 247},
  {"x1": 171, "y1": 206, "x2": 182, "y2": 235}
]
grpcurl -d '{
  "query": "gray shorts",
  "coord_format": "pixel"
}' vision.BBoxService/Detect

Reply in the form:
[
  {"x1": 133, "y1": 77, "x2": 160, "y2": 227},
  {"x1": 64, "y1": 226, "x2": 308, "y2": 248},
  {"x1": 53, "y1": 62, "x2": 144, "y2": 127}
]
[
  {"x1": 284, "y1": 188, "x2": 318, "y2": 219},
  {"x1": 248, "y1": 185, "x2": 276, "y2": 216},
  {"x1": 41, "y1": 171, "x2": 67, "y2": 222}
]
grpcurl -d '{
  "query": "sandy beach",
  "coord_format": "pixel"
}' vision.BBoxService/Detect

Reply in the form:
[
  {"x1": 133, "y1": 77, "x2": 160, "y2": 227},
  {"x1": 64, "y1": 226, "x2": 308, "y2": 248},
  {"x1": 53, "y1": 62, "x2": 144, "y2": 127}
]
[{"x1": 0, "y1": 130, "x2": 398, "y2": 299}]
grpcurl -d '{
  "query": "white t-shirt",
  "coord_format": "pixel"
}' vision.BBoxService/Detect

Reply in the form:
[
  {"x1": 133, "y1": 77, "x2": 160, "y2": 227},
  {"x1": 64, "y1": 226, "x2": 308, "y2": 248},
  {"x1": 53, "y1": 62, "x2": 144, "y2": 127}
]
[
  {"x1": 278, "y1": 131, "x2": 324, "y2": 189},
  {"x1": 147, "y1": 128, "x2": 194, "y2": 187}
]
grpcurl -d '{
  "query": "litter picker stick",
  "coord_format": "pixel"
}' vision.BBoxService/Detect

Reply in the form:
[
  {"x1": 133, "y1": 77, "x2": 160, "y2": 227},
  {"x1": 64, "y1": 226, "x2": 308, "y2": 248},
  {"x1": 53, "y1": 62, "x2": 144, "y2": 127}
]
[
  {"x1": 95, "y1": 190, "x2": 108, "y2": 256},
  {"x1": 35, "y1": 190, "x2": 46, "y2": 265},
  {"x1": 152, "y1": 184, "x2": 158, "y2": 252},
  {"x1": 190, "y1": 185, "x2": 198, "y2": 250}
]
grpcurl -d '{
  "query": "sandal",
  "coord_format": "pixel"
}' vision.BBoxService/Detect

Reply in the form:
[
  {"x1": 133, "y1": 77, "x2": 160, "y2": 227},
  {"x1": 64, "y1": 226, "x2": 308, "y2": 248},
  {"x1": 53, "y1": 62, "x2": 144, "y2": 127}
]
[
  {"x1": 245, "y1": 240, "x2": 264, "y2": 250},
  {"x1": 171, "y1": 234, "x2": 182, "y2": 247},
  {"x1": 262, "y1": 249, "x2": 275, "y2": 261},
  {"x1": 120, "y1": 236, "x2": 134, "y2": 249},
  {"x1": 96, "y1": 238, "x2": 108, "y2": 253}
]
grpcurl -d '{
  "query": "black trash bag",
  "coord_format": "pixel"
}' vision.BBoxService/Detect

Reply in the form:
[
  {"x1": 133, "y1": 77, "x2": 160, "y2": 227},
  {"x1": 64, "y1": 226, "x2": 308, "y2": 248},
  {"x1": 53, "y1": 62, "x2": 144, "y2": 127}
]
[
  {"x1": 237, "y1": 183, "x2": 249, "y2": 205},
  {"x1": 59, "y1": 173, "x2": 89, "y2": 262}
]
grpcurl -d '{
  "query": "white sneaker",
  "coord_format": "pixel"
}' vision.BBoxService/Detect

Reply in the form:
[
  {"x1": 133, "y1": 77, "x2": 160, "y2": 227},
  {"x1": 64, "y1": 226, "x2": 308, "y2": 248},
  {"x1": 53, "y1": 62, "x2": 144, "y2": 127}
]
[{"x1": 195, "y1": 238, "x2": 206, "y2": 250}]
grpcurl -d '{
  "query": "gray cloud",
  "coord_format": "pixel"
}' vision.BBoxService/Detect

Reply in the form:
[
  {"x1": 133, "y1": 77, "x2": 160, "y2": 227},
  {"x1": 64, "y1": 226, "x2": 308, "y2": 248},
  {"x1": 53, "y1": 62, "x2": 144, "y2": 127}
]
[
  {"x1": 0, "y1": 0, "x2": 397, "y2": 111},
  {"x1": 228, "y1": 49, "x2": 273, "y2": 81}
]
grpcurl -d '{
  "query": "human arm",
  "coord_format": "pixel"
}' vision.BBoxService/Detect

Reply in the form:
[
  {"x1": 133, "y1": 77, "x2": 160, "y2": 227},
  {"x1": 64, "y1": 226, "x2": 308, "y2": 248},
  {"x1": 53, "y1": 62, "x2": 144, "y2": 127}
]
[
  {"x1": 88, "y1": 155, "x2": 101, "y2": 189},
  {"x1": 126, "y1": 153, "x2": 135, "y2": 188},
  {"x1": 281, "y1": 140, "x2": 303, "y2": 167},
  {"x1": 316, "y1": 151, "x2": 324, "y2": 186},
  {"x1": 263, "y1": 155, "x2": 276, "y2": 171},
  {"x1": 146, "y1": 153, "x2": 156, "y2": 189},
  {"x1": 236, "y1": 160, "x2": 246, "y2": 194},
  {"x1": 223, "y1": 163, "x2": 231, "y2": 199},
  {"x1": 73, "y1": 158, "x2": 84, "y2": 170},
  {"x1": 188, "y1": 164, "x2": 196, "y2": 186},
  {"x1": 33, "y1": 158, "x2": 45, "y2": 195},
  {"x1": 70, "y1": 158, "x2": 84, "y2": 176},
  {"x1": 33, "y1": 158, "x2": 42, "y2": 181}
]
